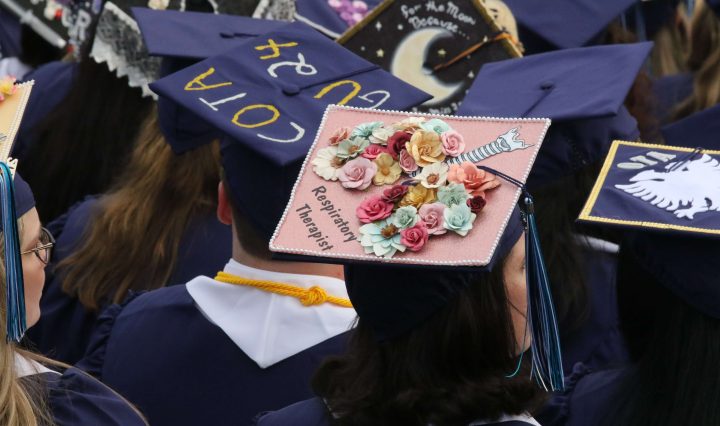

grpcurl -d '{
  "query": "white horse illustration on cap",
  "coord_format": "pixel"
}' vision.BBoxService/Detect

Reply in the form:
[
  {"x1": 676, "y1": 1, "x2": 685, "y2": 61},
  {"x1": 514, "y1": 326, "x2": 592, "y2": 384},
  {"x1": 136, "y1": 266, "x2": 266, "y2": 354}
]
[{"x1": 616, "y1": 153, "x2": 720, "y2": 220}]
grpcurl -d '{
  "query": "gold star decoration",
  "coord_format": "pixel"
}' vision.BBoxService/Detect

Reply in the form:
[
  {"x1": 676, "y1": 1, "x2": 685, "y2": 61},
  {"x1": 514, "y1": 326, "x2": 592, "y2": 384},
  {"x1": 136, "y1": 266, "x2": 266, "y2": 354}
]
[
  {"x1": 376, "y1": 49, "x2": 384, "y2": 58},
  {"x1": 438, "y1": 49, "x2": 447, "y2": 58}
]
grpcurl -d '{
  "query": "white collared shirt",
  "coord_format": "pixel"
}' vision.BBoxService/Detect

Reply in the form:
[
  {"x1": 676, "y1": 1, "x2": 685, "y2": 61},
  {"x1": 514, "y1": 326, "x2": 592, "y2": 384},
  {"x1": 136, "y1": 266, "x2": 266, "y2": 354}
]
[
  {"x1": 187, "y1": 260, "x2": 357, "y2": 369},
  {"x1": 14, "y1": 353, "x2": 58, "y2": 378}
]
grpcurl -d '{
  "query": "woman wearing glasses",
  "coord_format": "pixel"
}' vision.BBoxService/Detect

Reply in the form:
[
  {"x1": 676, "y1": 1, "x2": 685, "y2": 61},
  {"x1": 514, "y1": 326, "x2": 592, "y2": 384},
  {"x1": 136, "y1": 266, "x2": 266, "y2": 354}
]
[{"x1": 1, "y1": 174, "x2": 146, "y2": 425}]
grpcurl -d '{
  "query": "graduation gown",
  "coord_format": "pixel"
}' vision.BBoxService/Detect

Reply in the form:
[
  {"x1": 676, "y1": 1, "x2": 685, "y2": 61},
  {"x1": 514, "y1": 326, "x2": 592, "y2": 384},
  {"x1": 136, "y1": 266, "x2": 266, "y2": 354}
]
[
  {"x1": 78, "y1": 260, "x2": 356, "y2": 426},
  {"x1": 14, "y1": 354, "x2": 146, "y2": 425},
  {"x1": 559, "y1": 235, "x2": 628, "y2": 374},
  {"x1": 254, "y1": 397, "x2": 542, "y2": 426},
  {"x1": 652, "y1": 73, "x2": 693, "y2": 125},
  {"x1": 27, "y1": 196, "x2": 232, "y2": 364},
  {"x1": 536, "y1": 363, "x2": 624, "y2": 426}
]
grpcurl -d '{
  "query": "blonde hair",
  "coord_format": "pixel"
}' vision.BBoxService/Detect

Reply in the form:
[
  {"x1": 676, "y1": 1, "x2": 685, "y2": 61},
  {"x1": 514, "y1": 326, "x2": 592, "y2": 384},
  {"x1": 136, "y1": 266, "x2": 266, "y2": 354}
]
[
  {"x1": 58, "y1": 108, "x2": 221, "y2": 311},
  {"x1": 673, "y1": 1, "x2": 720, "y2": 120}
]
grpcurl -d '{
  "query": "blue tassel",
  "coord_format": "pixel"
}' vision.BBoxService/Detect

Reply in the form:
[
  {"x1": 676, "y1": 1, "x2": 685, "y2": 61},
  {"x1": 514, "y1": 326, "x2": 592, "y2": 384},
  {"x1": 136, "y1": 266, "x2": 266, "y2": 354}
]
[
  {"x1": 522, "y1": 194, "x2": 564, "y2": 391},
  {"x1": 0, "y1": 162, "x2": 26, "y2": 343}
]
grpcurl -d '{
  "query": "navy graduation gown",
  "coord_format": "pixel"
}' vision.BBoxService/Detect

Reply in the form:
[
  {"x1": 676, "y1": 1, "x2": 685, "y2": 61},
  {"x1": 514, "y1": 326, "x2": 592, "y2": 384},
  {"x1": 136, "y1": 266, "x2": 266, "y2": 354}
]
[
  {"x1": 536, "y1": 363, "x2": 624, "y2": 426},
  {"x1": 560, "y1": 241, "x2": 628, "y2": 374},
  {"x1": 15, "y1": 61, "x2": 78, "y2": 160},
  {"x1": 78, "y1": 284, "x2": 350, "y2": 426},
  {"x1": 254, "y1": 398, "x2": 541, "y2": 426},
  {"x1": 27, "y1": 196, "x2": 231, "y2": 364},
  {"x1": 19, "y1": 367, "x2": 146, "y2": 425},
  {"x1": 652, "y1": 73, "x2": 693, "y2": 125}
]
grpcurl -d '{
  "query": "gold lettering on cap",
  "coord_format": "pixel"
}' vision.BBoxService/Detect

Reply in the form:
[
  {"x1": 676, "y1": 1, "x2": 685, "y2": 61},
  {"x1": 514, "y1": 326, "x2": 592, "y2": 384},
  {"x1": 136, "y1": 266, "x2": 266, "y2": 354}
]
[
  {"x1": 255, "y1": 39, "x2": 299, "y2": 60},
  {"x1": 314, "y1": 80, "x2": 362, "y2": 105},
  {"x1": 232, "y1": 104, "x2": 280, "y2": 128},
  {"x1": 184, "y1": 67, "x2": 232, "y2": 91}
]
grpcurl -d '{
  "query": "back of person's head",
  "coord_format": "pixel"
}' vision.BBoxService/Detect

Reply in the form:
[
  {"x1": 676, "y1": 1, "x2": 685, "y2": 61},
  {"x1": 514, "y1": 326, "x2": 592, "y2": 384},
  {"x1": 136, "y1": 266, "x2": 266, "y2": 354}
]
[
  {"x1": 602, "y1": 241, "x2": 720, "y2": 426},
  {"x1": 313, "y1": 262, "x2": 546, "y2": 426},
  {"x1": 673, "y1": 1, "x2": 720, "y2": 120},
  {"x1": 58, "y1": 109, "x2": 220, "y2": 311},
  {"x1": 19, "y1": 45, "x2": 154, "y2": 223}
]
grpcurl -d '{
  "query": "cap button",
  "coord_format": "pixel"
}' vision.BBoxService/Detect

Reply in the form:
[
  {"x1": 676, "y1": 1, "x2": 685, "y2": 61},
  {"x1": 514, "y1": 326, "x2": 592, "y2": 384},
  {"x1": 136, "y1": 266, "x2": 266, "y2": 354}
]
[
  {"x1": 540, "y1": 81, "x2": 554, "y2": 90},
  {"x1": 282, "y1": 84, "x2": 301, "y2": 96}
]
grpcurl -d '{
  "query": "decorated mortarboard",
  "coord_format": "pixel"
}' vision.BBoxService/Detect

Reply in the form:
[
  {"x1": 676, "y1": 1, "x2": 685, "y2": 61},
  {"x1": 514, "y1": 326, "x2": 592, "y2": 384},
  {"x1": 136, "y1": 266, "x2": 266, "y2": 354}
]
[
  {"x1": 0, "y1": 78, "x2": 35, "y2": 342},
  {"x1": 150, "y1": 21, "x2": 431, "y2": 234},
  {"x1": 503, "y1": 0, "x2": 635, "y2": 52},
  {"x1": 90, "y1": 0, "x2": 261, "y2": 98},
  {"x1": 579, "y1": 140, "x2": 720, "y2": 318},
  {"x1": 132, "y1": 6, "x2": 285, "y2": 148},
  {"x1": 336, "y1": 0, "x2": 522, "y2": 115},
  {"x1": 0, "y1": 0, "x2": 69, "y2": 50},
  {"x1": 458, "y1": 42, "x2": 650, "y2": 186},
  {"x1": 293, "y1": 0, "x2": 382, "y2": 39},
  {"x1": 270, "y1": 105, "x2": 566, "y2": 390},
  {"x1": 661, "y1": 104, "x2": 720, "y2": 151}
]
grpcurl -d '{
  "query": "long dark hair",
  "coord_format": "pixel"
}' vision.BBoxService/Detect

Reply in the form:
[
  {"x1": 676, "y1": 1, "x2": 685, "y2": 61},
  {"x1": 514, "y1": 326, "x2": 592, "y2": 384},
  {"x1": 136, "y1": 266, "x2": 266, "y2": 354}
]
[
  {"x1": 601, "y1": 245, "x2": 720, "y2": 426},
  {"x1": 312, "y1": 263, "x2": 546, "y2": 426},
  {"x1": 18, "y1": 49, "x2": 154, "y2": 223}
]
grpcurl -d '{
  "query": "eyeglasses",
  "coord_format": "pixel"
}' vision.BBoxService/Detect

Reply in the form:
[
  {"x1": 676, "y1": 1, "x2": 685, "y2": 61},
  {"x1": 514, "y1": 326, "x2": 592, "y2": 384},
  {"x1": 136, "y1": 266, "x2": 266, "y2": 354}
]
[{"x1": 21, "y1": 227, "x2": 55, "y2": 265}]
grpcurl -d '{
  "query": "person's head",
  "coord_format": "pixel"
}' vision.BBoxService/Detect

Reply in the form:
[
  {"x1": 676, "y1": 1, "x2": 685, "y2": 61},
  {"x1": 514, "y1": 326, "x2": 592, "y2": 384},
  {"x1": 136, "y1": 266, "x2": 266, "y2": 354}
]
[
  {"x1": 58, "y1": 110, "x2": 221, "y2": 310},
  {"x1": 312, "y1": 232, "x2": 548, "y2": 426},
  {"x1": 672, "y1": 0, "x2": 720, "y2": 120}
]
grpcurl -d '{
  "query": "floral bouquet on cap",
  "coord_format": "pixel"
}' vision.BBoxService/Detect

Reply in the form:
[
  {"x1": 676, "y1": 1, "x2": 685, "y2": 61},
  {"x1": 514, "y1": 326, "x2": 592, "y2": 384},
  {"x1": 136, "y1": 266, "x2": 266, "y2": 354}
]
[
  {"x1": 271, "y1": 106, "x2": 549, "y2": 267},
  {"x1": 311, "y1": 116, "x2": 502, "y2": 258}
]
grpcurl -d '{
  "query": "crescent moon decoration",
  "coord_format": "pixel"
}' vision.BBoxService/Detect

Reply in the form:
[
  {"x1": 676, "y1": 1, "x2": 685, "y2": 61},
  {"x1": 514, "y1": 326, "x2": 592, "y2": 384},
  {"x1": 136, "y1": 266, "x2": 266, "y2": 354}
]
[{"x1": 390, "y1": 28, "x2": 463, "y2": 107}]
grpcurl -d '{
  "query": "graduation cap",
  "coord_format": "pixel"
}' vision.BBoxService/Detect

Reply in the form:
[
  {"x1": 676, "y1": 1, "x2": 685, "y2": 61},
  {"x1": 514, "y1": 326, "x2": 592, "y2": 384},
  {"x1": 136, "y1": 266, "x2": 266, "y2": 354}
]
[
  {"x1": 132, "y1": 6, "x2": 285, "y2": 149},
  {"x1": 0, "y1": 79, "x2": 36, "y2": 342},
  {"x1": 579, "y1": 140, "x2": 720, "y2": 318},
  {"x1": 270, "y1": 104, "x2": 566, "y2": 390},
  {"x1": 709, "y1": 0, "x2": 720, "y2": 17},
  {"x1": 457, "y1": 42, "x2": 652, "y2": 187},
  {"x1": 0, "y1": 0, "x2": 68, "y2": 50},
  {"x1": 661, "y1": 104, "x2": 720, "y2": 151},
  {"x1": 293, "y1": 0, "x2": 383, "y2": 39},
  {"x1": 503, "y1": 0, "x2": 636, "y2": 53},
  {"x1": 150, "y1": 21, "x2": 431, "y2": 238},
  {"x1": 90, "y1": 0, "x2": 260, "y2": 98}
]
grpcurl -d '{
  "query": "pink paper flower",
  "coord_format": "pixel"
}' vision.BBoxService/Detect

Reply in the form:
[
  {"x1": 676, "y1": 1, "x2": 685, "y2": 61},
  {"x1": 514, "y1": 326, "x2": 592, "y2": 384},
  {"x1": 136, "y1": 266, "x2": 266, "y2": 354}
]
[
  {"x1": 440, "y1": 130, "x2": 465, "y2": 157},
  {"x1": 381, "y1": 184, "x2": 409, "y2": 203},
  {"x1": 361, "y1": 143, "x2": 388, "y2": 160},
  {"x1": 356, "y1": 195, "x2": 394, "y2": 223},
  {"x1": 448, "y1": 162, "x2": 501, "y2": 197},
  {"x1": 400, "y1": 222, "x2": 429, "y2": 252},
  {"x1": 398, "y1": 149, "x2": 418, "y2": 173},
  {"x1": 338, "y1": 157, "x2": 377, "y2": 190},
  {"x1": 418, "y1": 203, "x2": 447, "y2": 235},
  {"x1": 386, "y1": 131, "x2": 412, "y2": 160},
  {"x1": 329, "y1": 127, "x2": 351, "y2": 146}
]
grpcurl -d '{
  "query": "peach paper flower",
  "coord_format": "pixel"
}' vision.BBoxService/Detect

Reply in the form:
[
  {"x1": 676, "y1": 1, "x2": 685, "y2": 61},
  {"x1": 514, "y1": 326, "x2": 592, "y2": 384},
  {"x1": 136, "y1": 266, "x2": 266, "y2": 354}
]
[
  {"x1": 372, "y1": 153, "x2": 402, "y2": 186},
  {"x1": 405, "y1": 130, "x2": 446, "y2": 168},
  {"x1": 447, "y1": 162, "x2": 501, "y2": 197}
]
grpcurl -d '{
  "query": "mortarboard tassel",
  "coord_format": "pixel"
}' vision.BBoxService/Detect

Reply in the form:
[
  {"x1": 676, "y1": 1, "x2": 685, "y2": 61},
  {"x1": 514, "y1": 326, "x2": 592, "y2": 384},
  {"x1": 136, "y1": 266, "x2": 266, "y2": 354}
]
[
  {"x1": 477, "y1": 166, "x2": 564, "y2": 391},
  {"x1": 0, "y1": 162, "x2": 26, "y2": 342}
]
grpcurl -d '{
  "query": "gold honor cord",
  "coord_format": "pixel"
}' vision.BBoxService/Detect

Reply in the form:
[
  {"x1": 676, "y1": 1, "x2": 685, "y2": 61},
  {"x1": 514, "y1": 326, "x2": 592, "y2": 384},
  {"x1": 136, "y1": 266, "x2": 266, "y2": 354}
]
[{"x1": 214, "y1": 271, "x2": 353, "y2": 308}]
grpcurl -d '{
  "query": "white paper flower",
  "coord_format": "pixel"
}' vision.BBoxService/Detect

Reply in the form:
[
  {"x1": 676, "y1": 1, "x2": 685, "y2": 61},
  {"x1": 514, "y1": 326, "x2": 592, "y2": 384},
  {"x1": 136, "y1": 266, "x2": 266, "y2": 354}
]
[
  {"x1": 311, "y1": 146, "x2": 343, "y2": 181},
  {"x1": 415, "y1": 162, "x2": 449, "y2": 189}
]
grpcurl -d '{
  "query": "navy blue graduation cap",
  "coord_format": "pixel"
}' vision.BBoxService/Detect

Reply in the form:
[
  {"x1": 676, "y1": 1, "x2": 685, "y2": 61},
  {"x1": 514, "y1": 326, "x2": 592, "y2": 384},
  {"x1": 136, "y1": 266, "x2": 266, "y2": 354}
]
[
  {"x1": 457, "y1": 42, "x2": 651, "y2": 187},
  {"x1": 503, "y1": 0, "x2": 635, "y2": 52},
  {"x1": 133, "y1": 7, "x2": 285, "y2": 151},
  {"x1": 709, "y1": 0, "x2": 720, "y2": 17},
  {"x1": 294, "y1": 0, "x2": 382, "y2": 39},
  {"x1": 150, "y1": 21, "x2": 430, "y2": 238},
  {"x1": 579, "y1": 140, "x2": 720, "y2": 318},
  {"x1": 661, "y1": 104, "x2": 720, "y2": 151}
]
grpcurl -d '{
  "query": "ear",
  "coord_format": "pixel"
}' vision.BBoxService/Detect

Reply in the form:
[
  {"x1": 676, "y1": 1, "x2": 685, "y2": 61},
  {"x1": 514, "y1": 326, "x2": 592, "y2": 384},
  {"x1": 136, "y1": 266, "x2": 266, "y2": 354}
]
[{"x1": 217, "y1": 181, "x2": 233, "y2": 226}]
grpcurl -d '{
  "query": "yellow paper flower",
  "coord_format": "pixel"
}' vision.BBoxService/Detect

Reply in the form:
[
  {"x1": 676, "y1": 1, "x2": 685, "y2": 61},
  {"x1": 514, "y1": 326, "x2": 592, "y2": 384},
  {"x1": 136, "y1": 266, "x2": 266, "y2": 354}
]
[
  {"x1": 372, "y1": 153, "x2": 402, "y2": 185},
  {"x1": 0, "y1": 77, "x2": 17, "y2": 101},
  {"x1": 405, "y1": 130, "x2": 446, "y2": 168},
  {"x1": 399, "y1": 184, "x2": 437, "y2": 209}
]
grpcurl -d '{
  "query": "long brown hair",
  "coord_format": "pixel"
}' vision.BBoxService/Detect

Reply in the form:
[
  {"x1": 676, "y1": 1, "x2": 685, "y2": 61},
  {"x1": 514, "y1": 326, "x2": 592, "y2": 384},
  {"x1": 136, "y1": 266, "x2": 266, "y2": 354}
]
[
  {"x1": 58, "y1": 110, "x2": 221, "y2": 311},
  {"x1": 673, "y1": 2, "x2": 720, "y2": 120}
]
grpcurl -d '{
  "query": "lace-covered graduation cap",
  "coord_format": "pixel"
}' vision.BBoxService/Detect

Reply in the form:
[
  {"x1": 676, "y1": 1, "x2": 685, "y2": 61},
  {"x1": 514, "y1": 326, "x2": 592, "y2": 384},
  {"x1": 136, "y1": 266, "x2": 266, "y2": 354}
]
[
  {"x1": 133, "y1": 7, "x2": 285, "y2": 151},
  {"x1": 579, "y1": 140, "x2": 720, "y2": 317},
  {"x1": 661, "y1": 104, "x2": 720, "y2": 151},
  {"x1": 90, "y1": 0, "x2": 260, "y2": 98},
  {"x1": 150, "y1": 21, "x2": 430, "y2": 241},
  {"x1": 270, "y1": 105, "x2": 566, "y2": 391},
  {"x1": 0, "y1": 80, "x2": 35, "y2": 342},
  {"x1": 457, "y1": 42, "x2": 652, "y2": 187},
  {"x1": 503, "y1": 0, "x2": 636, "y2": 53}
]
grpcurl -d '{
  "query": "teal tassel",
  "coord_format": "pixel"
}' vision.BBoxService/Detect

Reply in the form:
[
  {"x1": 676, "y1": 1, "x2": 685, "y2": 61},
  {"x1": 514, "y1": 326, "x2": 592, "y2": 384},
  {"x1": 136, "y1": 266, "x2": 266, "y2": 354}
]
[
  {"x1": 0, "y1": 162, "x2": 26, "y2": 342},
  {"x1": 522, "y1": 194, "x2": 564, "y2": 391}
]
